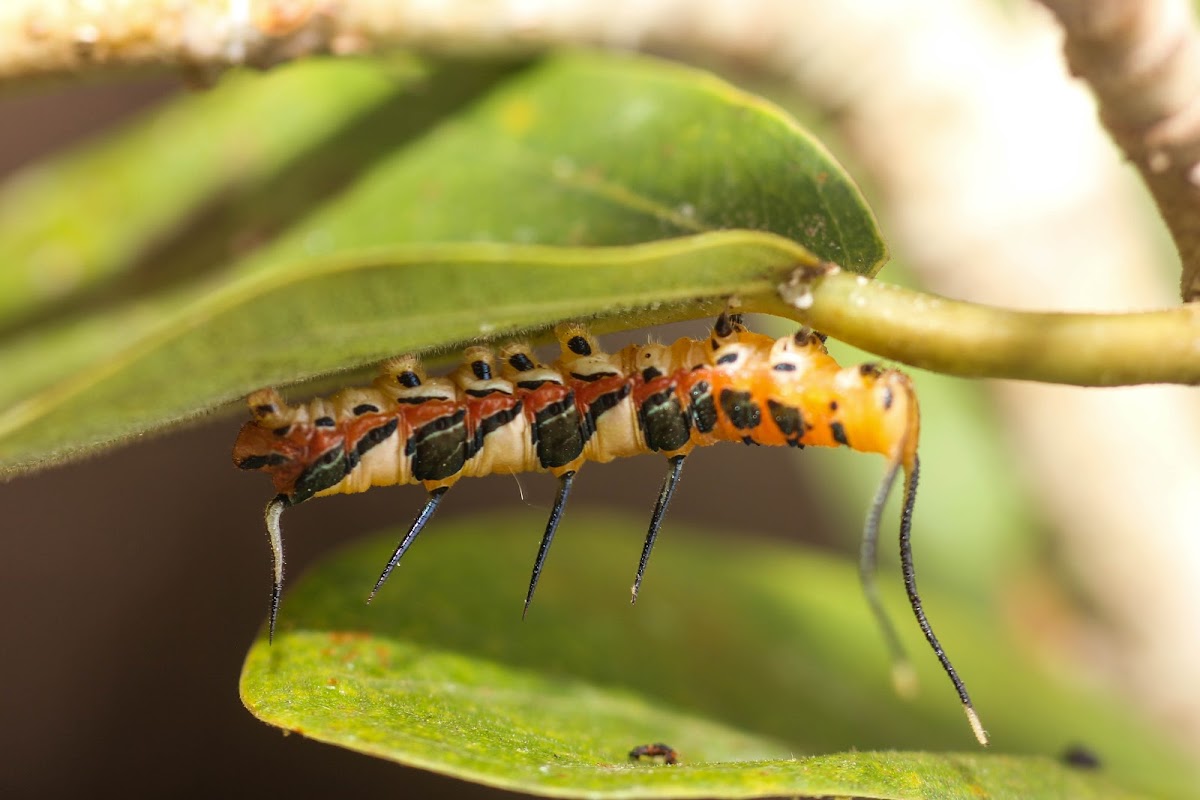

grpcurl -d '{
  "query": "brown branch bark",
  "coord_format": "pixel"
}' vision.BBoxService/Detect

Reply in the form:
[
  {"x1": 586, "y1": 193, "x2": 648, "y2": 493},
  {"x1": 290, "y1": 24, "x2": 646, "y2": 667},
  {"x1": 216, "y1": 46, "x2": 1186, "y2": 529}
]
[
  {"x1": 1038, "y1": 0, "x2": 1200, "y2": 300},
  {"x1": 0, "y1": 0, "x2": 799, "y2": 85},
  {"x1": 0, "y1": 0, "x2": 399, "y2": 84}
]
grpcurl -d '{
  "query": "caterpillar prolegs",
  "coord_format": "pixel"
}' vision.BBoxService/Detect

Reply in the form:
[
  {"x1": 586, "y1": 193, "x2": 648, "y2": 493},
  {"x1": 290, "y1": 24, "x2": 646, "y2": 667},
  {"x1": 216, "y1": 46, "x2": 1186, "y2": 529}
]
[{"x1": 233, "y1": 313, "x2": 988, "y2": 745}]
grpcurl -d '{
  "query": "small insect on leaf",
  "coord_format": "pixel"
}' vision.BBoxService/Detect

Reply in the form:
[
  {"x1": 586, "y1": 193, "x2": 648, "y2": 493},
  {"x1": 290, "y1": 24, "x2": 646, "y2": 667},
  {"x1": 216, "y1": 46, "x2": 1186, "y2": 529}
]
[
  {"x1": 629, "y1": 742, "x2": 679, "y2": 766},
  {"x1": 1061, "y1": 744, "x2": 1102, "y2": 770}
]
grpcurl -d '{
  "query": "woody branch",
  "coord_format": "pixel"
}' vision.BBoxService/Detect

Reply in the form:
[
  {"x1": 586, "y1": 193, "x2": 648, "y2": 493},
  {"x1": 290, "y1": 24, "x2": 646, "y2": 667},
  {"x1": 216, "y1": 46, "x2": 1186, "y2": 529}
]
[
  {"x1": 1037, "y1": 0, "x2": 1200, "y2": 300},
  {"x1": 0, "y1": 0, "x2": 820, "y2": 84}
]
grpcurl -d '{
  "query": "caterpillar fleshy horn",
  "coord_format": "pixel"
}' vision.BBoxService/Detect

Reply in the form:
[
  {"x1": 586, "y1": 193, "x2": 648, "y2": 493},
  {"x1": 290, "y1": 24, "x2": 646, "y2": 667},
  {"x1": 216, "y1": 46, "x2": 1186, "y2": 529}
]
[{"x1": 233, "y1": 313, "x2": 988, "y2": 745}]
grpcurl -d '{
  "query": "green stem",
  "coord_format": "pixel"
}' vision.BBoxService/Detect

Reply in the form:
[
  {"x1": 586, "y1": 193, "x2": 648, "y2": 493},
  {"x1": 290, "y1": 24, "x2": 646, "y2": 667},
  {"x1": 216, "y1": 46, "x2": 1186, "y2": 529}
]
[{"x1": 748, "y1": 266, "x2": 1200, "y2": 386}]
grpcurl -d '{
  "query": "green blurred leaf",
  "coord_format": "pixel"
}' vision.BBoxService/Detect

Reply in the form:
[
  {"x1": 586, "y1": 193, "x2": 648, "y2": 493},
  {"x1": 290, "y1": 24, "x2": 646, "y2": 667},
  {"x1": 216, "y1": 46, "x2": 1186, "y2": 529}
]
[
  {"x1": 0, "y1": 52, "x2": 882, "y2": 474},
  {"x1": 242, "y1": 514, "x2": 1190, "y2": 798},
  {"x1": 0, "y1": 58, "x2": 418, "y2": 328}
]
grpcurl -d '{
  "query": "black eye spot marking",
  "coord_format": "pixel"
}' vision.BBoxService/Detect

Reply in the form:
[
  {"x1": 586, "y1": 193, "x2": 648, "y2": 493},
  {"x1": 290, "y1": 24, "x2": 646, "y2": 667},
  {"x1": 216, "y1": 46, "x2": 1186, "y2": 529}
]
[
  {"x1": 714, "y1": 312, "x2": 733, "y2": 338},
  {"x1": 767, "y1": 399, "x2": 805, "y2": 444},
  {"x1": 719, "y1": 389, "x2": 761, "y2": 430},
  {"x1": 773, "y1": 362, "x2": 797, "y2": 372},
  {"x1": 398, "y1": 371, "x2": 421, "y2": 388},
  {"x1": 314, "y1": 416, "x2": 335, "y2": 427},
  {"x1": 237, "y1": 453, "x2": 288, "y2": 470},
  {"x1": 570, "y1": 371, "x2": 618, "y2": 382},
  {"x1": 710, "y1": 338, "x2": 720, "y2": 350},
  {"x1": 272, "y1": 425, "x2": 291, "y2": 437},
  {"x1": 353, "y1": 403, "x2": 379, "y2": 415},
  {"x1": 637, "y1": 387, "x2": 690, "y2": 452},
  {"x1": 642, "y1": 366, "x2": 663, "y2": 382},
  {"x1": 291, "y1": 447, "x2": 350, "y2": 504},
  {"x1": 860, "y1": 363, "x2": 883, "y2": 377},
  {"x1": 533, "y1": 394, "x2": 585, "y2": 468},
  {"x1": 690, "y1": 381, "x2": 717, "y2": 433},
  {"x1": 716, "y1": 352, "x2": 739, "y2": 366},
  {"x1": 830, "y1": 421, "x2": 849, "y2": 446},
  {"x1": 508, "y1": 353, "x2": 535, "y2": 372},
  {"x1": 829, "y1": 400, "x2": 838, "y2": 412},
  {"x1": 793, "y1": 328, "x2": 827, "y2": 345},
  {"x1": 355, "y1": 418, "x2": 399, "y2": 458},
  {"x1": 254, "y1": 404, "x2": 277, "y2": 416},
  {"x1": 406, "y1": 409, "x2": 468, "y2": 481},
  {"x1": 471, "y1": 360, "x2": 492, "y2": 380},
  {"x1": 567, "y1": 335, "x2": 592, "y2": 356}
]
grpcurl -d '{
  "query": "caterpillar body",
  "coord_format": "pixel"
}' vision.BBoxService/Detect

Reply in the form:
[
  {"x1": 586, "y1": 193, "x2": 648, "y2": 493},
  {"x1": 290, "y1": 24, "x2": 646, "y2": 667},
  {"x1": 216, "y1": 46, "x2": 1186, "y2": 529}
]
[{"x1": 234, "y1": 313, "x2": 987, "y2": 745}]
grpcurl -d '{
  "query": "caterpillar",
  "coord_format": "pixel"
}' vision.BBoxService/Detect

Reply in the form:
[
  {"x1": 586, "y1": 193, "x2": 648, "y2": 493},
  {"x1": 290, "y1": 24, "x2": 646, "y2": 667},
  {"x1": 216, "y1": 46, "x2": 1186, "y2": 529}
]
[{"x1": 233, "y1": 312, "x2": 988, "y2": 745}]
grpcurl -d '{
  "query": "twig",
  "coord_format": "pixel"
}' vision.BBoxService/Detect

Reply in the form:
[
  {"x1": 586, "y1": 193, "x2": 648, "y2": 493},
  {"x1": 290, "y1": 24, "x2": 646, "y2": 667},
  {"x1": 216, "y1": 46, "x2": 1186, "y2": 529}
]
[
  {"x1": 1038, "y1": 0, "x2": 1200, "y2": 300},
  {"x1": 766, "y1": 267, "x2": 1200, "y2": 386},
  {"x1": 0, "y1": 0, "x2": 799, "y2": 85},
  {"x1": 0, "y1": 0, "x2": 386, "y2": 83}
]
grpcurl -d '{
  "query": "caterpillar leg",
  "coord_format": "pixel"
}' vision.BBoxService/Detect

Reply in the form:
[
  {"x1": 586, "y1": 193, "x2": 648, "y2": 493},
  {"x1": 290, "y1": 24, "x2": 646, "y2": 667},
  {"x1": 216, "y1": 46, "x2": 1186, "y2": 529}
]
[
  {"x1": 367, "y1": 486, "x2": 450, "y2": 603},
  {"x1": 264, "y1": 494, "x2": 288, "y2": 642},
  {"x1": 631, "y1": 454, "x2": 687, "y2": 604},
  {"x1": 522, "y1": 470, "x2": 576, "y2": 618}
]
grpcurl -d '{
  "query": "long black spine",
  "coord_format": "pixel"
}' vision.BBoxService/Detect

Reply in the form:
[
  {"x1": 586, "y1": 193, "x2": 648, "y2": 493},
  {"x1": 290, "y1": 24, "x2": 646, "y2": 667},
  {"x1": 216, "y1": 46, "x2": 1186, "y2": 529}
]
[
  {"x1": 367, "y1": 487, "x2": 449, "y2": 603},
  {"x1": 631, "y1": 455, "x2": 687, "y2": 604},
  {"x1": 522, "y1": 471, "x2": 575, "y2": 617}
]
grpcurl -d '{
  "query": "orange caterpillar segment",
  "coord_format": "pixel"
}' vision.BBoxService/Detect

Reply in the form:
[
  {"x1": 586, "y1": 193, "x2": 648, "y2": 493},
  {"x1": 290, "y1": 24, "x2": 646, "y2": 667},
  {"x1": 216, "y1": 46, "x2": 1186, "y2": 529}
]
[{"x1": 233, "y1": 313, "x2": 986, "y2": 745}]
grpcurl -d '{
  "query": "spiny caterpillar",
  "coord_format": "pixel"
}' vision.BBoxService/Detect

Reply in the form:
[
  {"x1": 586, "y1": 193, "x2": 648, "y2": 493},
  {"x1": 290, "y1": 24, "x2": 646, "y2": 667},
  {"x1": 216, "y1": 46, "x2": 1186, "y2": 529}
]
[{"x1": 233, "y1": 312, "x2": 988, "y2": 745}]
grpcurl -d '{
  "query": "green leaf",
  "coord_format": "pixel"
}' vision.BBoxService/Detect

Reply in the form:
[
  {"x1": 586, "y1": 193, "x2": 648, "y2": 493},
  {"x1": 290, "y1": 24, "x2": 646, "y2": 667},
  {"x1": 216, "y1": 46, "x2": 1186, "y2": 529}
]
[
  {"x1": 0, "y1": 52, "x2": 882, "y2": 475},
  {"x1": 241, "y1": 514, "x2": 1190, "y2": 798},
  {"x1": 0, "y1": 233, "x2": 816, "y2": 473},
  {"x1": 0, "y1": 57, "x2": 417, "y2": 328},
  {"x1": 243, "y1": 52, "x2": 885, "y2": 273}
]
